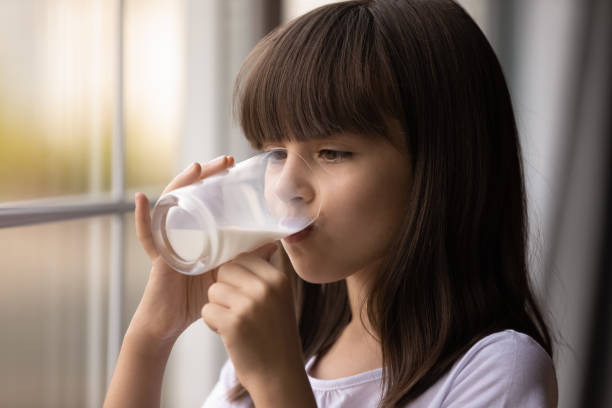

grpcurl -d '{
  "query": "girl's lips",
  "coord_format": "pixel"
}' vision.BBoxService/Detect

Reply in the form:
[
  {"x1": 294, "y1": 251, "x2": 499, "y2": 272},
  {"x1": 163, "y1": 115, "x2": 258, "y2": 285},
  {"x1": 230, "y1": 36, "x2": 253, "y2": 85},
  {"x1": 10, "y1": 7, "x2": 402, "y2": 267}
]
[{"x1": 283, "y1": 224, "x2": 314, "y2": 244}]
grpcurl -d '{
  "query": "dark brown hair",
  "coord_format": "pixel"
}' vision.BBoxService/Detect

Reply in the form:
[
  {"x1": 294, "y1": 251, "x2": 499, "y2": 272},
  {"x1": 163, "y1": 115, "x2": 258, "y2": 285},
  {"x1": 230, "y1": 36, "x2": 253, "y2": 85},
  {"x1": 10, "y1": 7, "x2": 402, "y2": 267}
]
[{"x1": 231, "y1": 0, "x2": 553, "y2": 406}]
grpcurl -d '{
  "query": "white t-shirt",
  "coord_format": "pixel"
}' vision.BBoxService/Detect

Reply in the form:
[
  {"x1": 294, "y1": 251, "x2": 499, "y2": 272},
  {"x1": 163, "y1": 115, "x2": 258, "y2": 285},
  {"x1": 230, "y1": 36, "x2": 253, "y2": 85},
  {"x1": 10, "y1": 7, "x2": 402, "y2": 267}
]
[{"x1": 202, "y1": 329, "x2": 558, "y2": 407}]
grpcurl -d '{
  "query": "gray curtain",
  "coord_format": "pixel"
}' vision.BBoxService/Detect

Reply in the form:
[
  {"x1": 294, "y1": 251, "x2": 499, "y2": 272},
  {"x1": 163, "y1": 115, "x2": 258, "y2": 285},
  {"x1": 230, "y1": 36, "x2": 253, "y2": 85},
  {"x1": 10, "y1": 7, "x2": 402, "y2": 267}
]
[{"x1": 488, "y1": 0, "x2": 612, "y2": 407}]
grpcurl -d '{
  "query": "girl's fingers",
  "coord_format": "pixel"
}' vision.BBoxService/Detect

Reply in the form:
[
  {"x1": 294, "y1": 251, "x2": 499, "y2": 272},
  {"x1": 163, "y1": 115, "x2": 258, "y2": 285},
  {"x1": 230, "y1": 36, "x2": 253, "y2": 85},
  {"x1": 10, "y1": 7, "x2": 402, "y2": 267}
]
[
  {"x1": 201, "y1": 302, "x2": 235, "y2": 334},
  {"x1": 162, "y1": 155, "x2": 234, "y2": 195},
  {"x1": 216, "y1": 261, "x2": 266, "y2": 296},
  {"x1": 232, "y1": 251, "x2": 284, "y2": 285},
  {"x1": 207, "y1": 281, "x2": 245, "y2": 310},
  {"x1": 199, "y1": 155, "x2": 235, "y2": 180},
  {"x1": 248, "y1": 243, "x2": 279, "y2": 262},
  {"x1": 134, "y1": 192, "x2": 159, "y2": 260},
  {"x1": 135, "y1": 156, "x2": 234, "y2": 263},
  {"x1": 231, "y1": 245, "x2": 281, "y2": 284},
  {"x1": 161, "y1": 162, "x2": 202, "y2": 195}
]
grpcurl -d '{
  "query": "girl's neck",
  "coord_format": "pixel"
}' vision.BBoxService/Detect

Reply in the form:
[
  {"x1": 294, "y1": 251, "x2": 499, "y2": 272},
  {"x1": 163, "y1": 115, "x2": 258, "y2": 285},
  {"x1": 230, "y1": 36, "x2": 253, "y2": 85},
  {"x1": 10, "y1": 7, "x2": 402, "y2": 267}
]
[
  {"x1": 344, "y1": 264, "x2": 378, "y2": 338},
  {"x1": 307, "y1": 262, "x2": 384, "y2": 380},
  {"x1": 308, "y1": 271, "x2": 382, "y2": 379}
]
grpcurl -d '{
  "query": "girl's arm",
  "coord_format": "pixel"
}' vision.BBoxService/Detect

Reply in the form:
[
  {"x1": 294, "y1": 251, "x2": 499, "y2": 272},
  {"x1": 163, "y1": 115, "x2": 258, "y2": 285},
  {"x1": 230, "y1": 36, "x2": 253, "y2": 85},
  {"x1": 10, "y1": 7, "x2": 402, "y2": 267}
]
[
  {"x1": 103, "y1": 327, "x2": 175, "y2": 407},
  {"x1": 103, "y1": 157, "x2": 233, "y2": 407},
  {"x1": 246, "y1": 361, "x2": 317, "y2": 408}
]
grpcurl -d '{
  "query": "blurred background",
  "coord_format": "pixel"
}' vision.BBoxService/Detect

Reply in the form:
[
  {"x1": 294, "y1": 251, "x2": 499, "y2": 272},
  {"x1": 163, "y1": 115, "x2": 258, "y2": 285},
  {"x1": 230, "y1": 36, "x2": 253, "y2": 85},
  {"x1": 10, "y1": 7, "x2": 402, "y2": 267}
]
[{"x1": 0, "y1": 0, "x2": 609, "y2": 407}]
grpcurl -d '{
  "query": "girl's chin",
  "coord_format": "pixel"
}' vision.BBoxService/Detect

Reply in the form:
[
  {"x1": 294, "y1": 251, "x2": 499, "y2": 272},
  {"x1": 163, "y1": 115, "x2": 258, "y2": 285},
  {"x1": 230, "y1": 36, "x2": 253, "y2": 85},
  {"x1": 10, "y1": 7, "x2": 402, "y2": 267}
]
[
  {"x1": 292, "y1": 264, "x2": 347, "y2": 285},
  {"x1": 297, "y1": 275, "x2": 341, "y2": 285},
  {"x1": 285, "y1": 250, "x2": 351, "y2": 283}
]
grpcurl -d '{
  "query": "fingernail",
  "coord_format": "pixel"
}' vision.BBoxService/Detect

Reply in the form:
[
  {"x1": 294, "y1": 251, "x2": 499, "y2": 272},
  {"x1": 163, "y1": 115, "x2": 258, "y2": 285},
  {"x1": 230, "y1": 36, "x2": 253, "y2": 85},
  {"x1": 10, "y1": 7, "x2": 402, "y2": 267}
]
[
  {"x1": 182, "y1": 162, "x2": 198, "y2": 173},
  {"x1": 211, "y1": 155, "x2": 227, "y2": 165}
]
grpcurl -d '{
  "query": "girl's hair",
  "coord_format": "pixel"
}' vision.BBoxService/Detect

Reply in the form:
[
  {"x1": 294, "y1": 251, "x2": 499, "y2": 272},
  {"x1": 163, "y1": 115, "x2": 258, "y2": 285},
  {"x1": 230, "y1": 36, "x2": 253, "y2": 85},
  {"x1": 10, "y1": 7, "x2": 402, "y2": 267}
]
[{"x1": 231, "y1": 0, "x2": 553, "y2": 406}]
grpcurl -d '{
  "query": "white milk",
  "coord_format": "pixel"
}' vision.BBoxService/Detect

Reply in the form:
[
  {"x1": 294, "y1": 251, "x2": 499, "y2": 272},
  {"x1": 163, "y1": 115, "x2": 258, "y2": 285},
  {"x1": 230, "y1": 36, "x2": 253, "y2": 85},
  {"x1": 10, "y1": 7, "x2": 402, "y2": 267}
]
[
  {"x1": 166, "y1": 229, "x2": 207, "y2": 262},
  {"x1": 165, "y1": 226, "x2": 294, "y2": 270}
]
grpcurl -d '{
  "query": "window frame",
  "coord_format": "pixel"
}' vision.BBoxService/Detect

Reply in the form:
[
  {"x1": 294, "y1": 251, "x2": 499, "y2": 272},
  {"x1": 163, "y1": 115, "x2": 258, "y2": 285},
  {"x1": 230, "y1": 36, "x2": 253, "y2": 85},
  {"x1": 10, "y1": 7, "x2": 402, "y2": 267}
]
[
  {"x1": 0, "y1": 1, "x2": 281, "y2": 406},
  {"x1": 0, "y1": 0, "x2": 130, "y2": 394}
]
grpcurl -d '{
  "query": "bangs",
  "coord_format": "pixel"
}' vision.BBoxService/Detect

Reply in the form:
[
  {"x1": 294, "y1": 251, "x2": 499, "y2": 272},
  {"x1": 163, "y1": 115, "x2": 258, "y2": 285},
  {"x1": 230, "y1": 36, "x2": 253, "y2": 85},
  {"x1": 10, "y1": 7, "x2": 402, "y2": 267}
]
[{"x1": 233, "y1": 2, "x2": 402, "y2": 149}]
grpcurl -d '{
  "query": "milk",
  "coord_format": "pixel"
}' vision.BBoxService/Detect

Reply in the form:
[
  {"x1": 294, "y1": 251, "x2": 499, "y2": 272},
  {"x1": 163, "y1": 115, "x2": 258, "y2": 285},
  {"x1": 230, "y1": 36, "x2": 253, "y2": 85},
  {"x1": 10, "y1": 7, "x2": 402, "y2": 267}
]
[
  {"x1": 166, "y1": 229, "x2": 207, "y2": 262},
  {"x1": 165, "y1": 225, "x2": 294, "y2": 271},
  {"x1": 151, "y1": 151, "x2": 319, "y2": 275}
]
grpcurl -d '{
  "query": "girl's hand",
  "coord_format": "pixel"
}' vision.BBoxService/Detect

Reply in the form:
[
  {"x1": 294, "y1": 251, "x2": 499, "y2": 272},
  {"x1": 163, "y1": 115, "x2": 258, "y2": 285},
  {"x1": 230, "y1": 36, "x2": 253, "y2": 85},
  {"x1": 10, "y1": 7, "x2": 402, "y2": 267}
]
[
  {"x1": 128, "y1": 155, "x2": 234, "y2": 346},
  {"x1": 201, "y1": 243, "x2": 306, "y2": 393}
]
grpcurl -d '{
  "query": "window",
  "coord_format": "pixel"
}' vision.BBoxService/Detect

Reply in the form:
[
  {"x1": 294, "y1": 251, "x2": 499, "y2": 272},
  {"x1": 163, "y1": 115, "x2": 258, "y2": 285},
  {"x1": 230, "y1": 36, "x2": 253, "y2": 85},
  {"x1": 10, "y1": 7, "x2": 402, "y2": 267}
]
[{"x1": 0, "y1": 1, "x2": 273, "y2": 406}]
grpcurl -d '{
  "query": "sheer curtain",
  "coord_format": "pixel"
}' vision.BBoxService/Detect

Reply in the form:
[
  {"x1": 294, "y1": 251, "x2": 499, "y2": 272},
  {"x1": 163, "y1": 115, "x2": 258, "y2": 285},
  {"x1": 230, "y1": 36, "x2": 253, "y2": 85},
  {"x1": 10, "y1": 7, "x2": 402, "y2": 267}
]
[
  {"x1": 162, "y1": 1, "x2": 279, "y2": 406},
  {"x1": 471, "y1": 1, "x2": 611, "y2": 407}
]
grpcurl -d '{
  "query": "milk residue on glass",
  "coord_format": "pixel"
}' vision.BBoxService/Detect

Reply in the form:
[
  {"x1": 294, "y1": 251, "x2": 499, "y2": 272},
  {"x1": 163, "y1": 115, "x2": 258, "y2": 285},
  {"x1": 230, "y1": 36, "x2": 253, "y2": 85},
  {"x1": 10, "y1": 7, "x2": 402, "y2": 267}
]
[{"x1": 165, "y1": 225, "x2": 294, "y2": 269}]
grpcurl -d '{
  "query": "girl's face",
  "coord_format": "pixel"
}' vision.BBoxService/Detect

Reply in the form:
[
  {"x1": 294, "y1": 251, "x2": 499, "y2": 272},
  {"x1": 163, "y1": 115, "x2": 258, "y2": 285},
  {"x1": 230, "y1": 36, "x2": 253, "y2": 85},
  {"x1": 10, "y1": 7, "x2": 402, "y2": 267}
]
[{"x1": 263, "y1": 132, "x2": 411, "y2": 284}]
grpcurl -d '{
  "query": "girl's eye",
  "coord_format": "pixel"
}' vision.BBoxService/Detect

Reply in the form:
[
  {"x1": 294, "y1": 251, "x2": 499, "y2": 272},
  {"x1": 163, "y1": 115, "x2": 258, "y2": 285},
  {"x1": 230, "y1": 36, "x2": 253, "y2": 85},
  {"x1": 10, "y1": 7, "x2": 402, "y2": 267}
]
[
  {"x1": 318, "y1": 149, "x2": 352, "y2": 163},
  {"x1": 265, "y1": 148, "x2": 351, "y2": 164},
  {"x1": 267, "y1": 149, "x2": 287, "y2": 162}
]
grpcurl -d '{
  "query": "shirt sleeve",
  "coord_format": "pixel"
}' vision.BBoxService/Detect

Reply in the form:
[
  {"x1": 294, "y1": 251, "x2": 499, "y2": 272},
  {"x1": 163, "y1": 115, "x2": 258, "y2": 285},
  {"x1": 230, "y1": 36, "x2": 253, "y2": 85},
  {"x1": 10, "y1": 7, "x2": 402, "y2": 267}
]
[
  {"x1": 442, "y1": 332, "x2": 558, "y2": 408},
  {"x1": 201, "y1": 359, "x2": 252, "y2": 408}
]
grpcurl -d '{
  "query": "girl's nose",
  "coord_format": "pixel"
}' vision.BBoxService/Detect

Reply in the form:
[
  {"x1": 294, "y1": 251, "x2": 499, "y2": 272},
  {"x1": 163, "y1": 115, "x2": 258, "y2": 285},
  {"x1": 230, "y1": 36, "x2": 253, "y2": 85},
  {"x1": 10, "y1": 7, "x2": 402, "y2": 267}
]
[{"x1": 272, "y1": 154, "x2": 316, "y2": 205}]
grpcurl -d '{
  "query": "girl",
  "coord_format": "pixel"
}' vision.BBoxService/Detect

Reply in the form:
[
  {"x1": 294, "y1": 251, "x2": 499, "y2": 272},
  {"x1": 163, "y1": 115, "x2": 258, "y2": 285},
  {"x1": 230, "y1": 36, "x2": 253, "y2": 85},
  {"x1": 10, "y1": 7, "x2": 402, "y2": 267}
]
[{"x1": 105, "y1": 0, "x2": 558, "y2": 407}]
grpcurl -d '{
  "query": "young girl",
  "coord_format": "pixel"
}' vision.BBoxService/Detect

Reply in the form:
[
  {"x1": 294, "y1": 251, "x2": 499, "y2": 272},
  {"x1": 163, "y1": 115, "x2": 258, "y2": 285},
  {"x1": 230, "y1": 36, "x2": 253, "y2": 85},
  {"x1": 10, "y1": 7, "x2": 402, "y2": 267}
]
[{"x1": 105, "y1": 0, "x2": 558, "y2": 407}]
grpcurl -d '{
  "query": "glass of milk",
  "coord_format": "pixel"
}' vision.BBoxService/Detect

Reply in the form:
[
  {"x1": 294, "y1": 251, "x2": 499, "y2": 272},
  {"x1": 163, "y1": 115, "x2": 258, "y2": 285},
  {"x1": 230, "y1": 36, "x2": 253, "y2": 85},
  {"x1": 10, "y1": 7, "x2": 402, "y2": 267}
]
[{"x1": 150, "y1": 150, "x2": 320, "y2": 275}]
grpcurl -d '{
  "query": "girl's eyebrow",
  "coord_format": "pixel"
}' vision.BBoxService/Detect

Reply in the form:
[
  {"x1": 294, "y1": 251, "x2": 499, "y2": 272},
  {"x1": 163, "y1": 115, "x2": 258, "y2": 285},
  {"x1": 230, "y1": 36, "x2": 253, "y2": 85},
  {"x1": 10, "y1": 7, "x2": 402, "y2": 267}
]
[{"x1": 261, "y1": 133, "x2": 365, "y2": 150}]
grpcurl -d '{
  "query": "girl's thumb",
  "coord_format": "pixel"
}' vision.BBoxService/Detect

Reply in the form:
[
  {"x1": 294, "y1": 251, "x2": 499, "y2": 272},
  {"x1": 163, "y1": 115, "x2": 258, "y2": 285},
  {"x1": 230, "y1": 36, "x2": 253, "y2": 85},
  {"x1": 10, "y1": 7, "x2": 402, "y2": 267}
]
[{"x1": 252, "y1": 242, "x2": 279, "y2": 261}]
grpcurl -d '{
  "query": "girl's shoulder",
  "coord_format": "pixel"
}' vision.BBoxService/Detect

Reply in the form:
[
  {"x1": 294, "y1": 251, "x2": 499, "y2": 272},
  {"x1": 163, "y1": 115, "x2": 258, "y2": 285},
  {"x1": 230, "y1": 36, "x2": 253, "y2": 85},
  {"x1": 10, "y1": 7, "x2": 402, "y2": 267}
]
[
  {"x1": 457, "y1": 329, "x2": 553, "y2": 370},
  {"x1": 413, "y1": 329, "x2": 558, "y2": 408}
]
